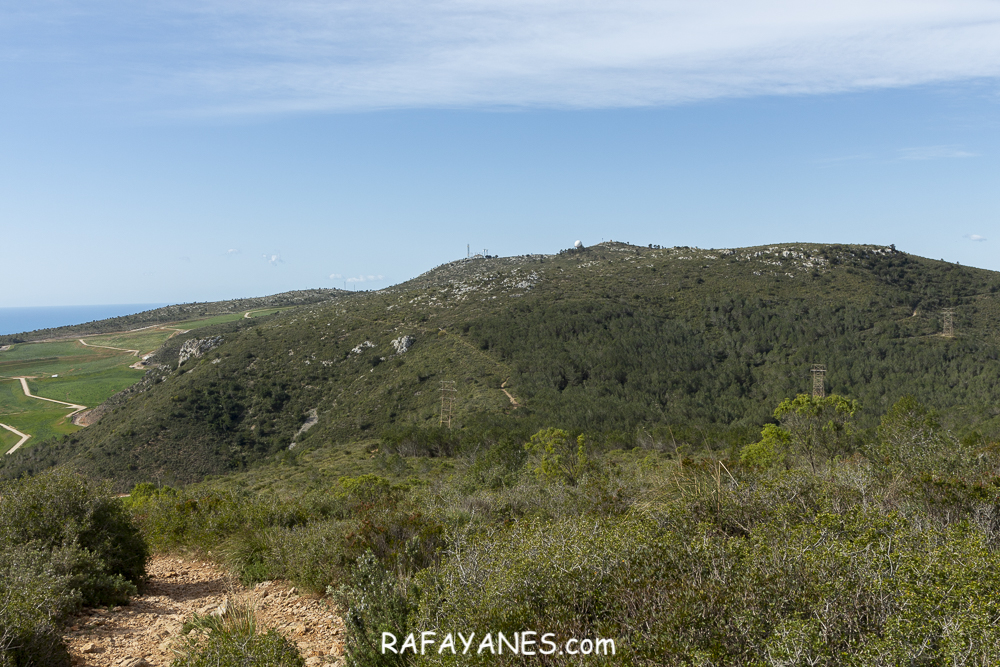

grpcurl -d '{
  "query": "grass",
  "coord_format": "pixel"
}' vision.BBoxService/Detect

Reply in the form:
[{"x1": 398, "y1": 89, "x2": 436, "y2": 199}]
[
  {"x1": 0, "y1": 333, "x2": 152, "y2": 449},
  {"x1": 0, "y1": 407, "x2": 78, "y2": 447},
  {"x1": 0, "y1": 340, "x2": 135, "y2": 378},
  {"x1": 0, "y1": 426, "x2": 21, "y2": 455},
  {"x1": 85, "y1": 328, "x2": 176, "y2": 353},
  {"x1": 178, "y1": 308, "x2": 290, "y2": 330},
  {"x1": 0, "y1": 377, "x2": 80, "y2": 446},
  {"x1": 28, "y1": 368, "x2": 144, "y2": 407},
  {"x1": 0, "y1": 379, "x2": 53, "y2": 417}
]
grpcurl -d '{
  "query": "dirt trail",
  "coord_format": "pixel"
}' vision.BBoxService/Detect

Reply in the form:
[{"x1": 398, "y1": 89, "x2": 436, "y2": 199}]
[
  {"x1": 500, "y1": 380, "x2": 520, "y2": 408},
  {"x1": 64, "y1": 556, "x2": 345, "y2": 666},
  {"x1": 79, "y1": 339, "x2": 140, "y2": 356},
  {"x1": 78, "y1": 338, "x2": 151, "y2": 370},
  {"x1": 16, "y1": 376, "x2": 87, "y2": 417},
  {"x1": 0, "y1": 421, "x2": 31, "y2": 454}
]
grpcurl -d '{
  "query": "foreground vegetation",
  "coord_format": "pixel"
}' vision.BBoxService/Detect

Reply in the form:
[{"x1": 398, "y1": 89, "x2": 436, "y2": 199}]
[
  {"x1": 122, "y1": 394, "x2": 1000, "y2": 666},
  {"x1": 9, "y1": 242, "x2": 1000, "y2": 664},
  {"x1": 0, "y1": 471, "x2": 147, "y2": 666}
]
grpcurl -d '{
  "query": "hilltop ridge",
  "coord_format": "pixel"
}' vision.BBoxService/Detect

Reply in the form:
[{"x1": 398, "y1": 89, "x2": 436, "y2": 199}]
[
  {"x1": 5, "y1": 241, "x2": 1000, "y2": 489},
  {"x1": 0, "y1": 288, "x2": 346, "y2": 345}
]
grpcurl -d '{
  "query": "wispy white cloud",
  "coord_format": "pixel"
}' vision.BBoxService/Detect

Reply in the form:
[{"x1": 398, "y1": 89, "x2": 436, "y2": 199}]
[
  {"x1": 263, "y1": 253, "x2": 282, "y2": 265},
  {"x1": 965, "y1": 233, "x2": 988, "y2": 241},
  {"x1": 6, "y1": 1, "x2": 1000, "y2": 113},
  {"x1": 226, "y1": 248, "x2": 239, "y2": 255},
  {"x1": 814, "y1": 153, "x2": 875, "y2": 166},
  {"x1": 897, "y1": 145, "x2": 978, "y2": 160}
]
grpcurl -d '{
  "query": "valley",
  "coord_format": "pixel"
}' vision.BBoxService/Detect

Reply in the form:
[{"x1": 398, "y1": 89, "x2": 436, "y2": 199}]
[{"x1": 0, "y1": 308, "x2": 295, "y2": 454}]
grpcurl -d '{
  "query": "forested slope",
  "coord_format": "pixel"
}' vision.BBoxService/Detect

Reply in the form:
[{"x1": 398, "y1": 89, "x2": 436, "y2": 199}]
[{"x1": 6, "y1": 241, "x2": 1000, "y2": 488}]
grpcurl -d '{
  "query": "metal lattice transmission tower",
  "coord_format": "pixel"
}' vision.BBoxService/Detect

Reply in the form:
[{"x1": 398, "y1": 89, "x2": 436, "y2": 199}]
[
  {"x1": 942, "y1": 309, "x2": 955, "y2": 338},
  {"x1": 439, "y1": 381, "x2": 457, "y2": 428},
  {"x1": 811, "y1": 364, "x2": 826, "y2": 399}
]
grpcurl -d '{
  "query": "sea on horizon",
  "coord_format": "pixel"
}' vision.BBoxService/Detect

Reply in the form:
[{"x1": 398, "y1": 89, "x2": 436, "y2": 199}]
[{"x1": 0, "y1": 304, "x2": 169, "y2": 336}]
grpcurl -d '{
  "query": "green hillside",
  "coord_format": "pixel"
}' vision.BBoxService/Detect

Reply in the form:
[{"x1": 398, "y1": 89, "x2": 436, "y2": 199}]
[
  {"x1": 0, "y1": 288, "x2": 343, "y2": 345},
  {"x1": 5, "y1": 241, "x2": 1000, "y2": 488}
]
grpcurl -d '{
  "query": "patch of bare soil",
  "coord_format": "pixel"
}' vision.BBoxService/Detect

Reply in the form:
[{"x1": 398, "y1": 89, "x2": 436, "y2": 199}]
[{"x1": 63, "y1": 556, "x2": 346, "y2": 666}]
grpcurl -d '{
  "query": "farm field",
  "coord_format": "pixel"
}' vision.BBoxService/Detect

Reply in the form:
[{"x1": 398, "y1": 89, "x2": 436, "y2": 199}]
[
  {"x1": 177, "y1": 308, "x2": 288, "y2": 330},
  {"x1": 0, "y1": 340, "x2": 133, "y2": 378},
  {"x1": 86, "y1": 328, "x2": 177, "y2": 352},
  {"x1": 0, "y1": 318, "x2": 225, "y2": 452},
  {"x1": 0, "y1": 309, "x2": 292, "y2": 452},
  {"x1": 28, "y1": 368, "x2": 144, "y2": 407},
  {"x1": 0, "y1": 378, "x2": 78, "y2": 452},
  {"x1": 0, "y1": 425, "x2": 20, "y2": 455}
]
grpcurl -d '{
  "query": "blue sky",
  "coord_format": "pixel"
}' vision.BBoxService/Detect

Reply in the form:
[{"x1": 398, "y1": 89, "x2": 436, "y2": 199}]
[{"x1": 2, "y1": 1, "x2": 1000, "y2": 307}]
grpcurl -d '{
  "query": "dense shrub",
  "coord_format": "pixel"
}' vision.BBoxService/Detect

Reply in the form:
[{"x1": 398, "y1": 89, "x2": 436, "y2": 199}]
[
  {"x1": 0, "y1": 545, "x2": 78, "y2": 667},
  {"x1": 123, "y1": 398, "x2": 1000, "y2": 666},
  {"x1": 0, "y1": 471, "x2": 149, "y2": 666},
  {"x1": 331, "y1": 552, "x2": 417, "y2": 667},
  {"x1": 0, "y1": 470, "x2": 148, "y2": 606}
]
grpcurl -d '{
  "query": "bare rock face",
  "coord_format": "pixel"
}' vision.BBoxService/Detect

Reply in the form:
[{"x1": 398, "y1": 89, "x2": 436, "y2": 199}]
[
  {"x1": 350, "y1": 341, "x2": 375, "y2": 355},
  {"x1": 390, "y1": 335, "x2": 415, "y2": 354},
  {"x1": 178, "y1": 337, "x2": 224, "y2": 365}
]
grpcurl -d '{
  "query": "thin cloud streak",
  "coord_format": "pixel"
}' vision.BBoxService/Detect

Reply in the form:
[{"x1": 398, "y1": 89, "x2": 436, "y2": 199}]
[
  {"x1": 897, "y1": 145, "x2": 979, "y2": 160},
  {"x1": 5, "y1": 1, "x2": 1000, "y2": 114}
]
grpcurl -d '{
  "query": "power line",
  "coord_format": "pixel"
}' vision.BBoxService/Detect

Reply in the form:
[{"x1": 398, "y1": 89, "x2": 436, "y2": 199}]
[
  {"x1": 811, "y1": 364, "x2": 826, "y2": 399},
  {"x1": 440, "y1": 380, "x2": 457, "y2": 428}
]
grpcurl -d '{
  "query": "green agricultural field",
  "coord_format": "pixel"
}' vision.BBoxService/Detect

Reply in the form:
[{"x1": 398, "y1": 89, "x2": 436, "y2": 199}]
[
  {"x1": 85, "y1": 328, "x2": 176, "y2": 353},
  {"x1": 0, "y1": 340, "x2": 96, "y2": 363},
  {"x1": 177, "y1": 309, "x2": 288, "y2": 330},
  {"x1": 0, "y1": 340, "x2": 135, "y2": 378},
  {"x1": 0, "y1": 378, "x2": 48, "y2": 415},
  {"x1": 28, "y1": 368, "x2": 144, "y2": 407},
  {"x1": 0, "y1": 379, "x2": 79, "y2": 450},
  {"x1": 0, "y1": 408, "x2": 78, "y2": 448},
  {"x1": 0, "y1": 331, "x2": 163, "y2": 449},
  {"x1": 0, "y1": 426, "x2": 20, "y2": 455}
]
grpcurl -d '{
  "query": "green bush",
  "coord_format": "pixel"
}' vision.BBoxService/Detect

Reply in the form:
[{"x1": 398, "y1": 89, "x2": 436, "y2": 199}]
[
  {"x1": 0, "y1": 544, "x2": 78, "y2": 667},
  {"x1": 0, "y1": 471, "x2": 148, "y2": 666},
  {"x1": 331, "y1": 551, "x2": 417, "y2": 667},
  {"x1": 170, "y1": 600, "x2": 304, "y2": 667},
  {"x1": 0, "y1": 470, "x2": 147, "y2": 606}
]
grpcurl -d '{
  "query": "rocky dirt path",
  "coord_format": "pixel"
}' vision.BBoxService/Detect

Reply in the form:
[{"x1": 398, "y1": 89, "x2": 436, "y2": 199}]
[{"x1": 64, "y1": 556, "x2": 346, "y2": 667}]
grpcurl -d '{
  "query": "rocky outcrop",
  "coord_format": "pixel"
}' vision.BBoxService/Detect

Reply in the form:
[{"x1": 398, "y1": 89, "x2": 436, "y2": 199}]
[
  {"x1": 390, "y1": 335, "x2": 415, "y2": 354},
  {"x1": 350, "y1": 341, "x2": 375, "y2": 355},
  {"x1": 178, "y1": 337, "x2": 224, "y2": 364}
]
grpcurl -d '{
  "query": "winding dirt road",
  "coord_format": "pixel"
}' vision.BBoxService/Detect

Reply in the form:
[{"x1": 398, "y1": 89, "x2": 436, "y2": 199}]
[
  {"x1": 2, "y1": 377, "x2": 86, "y2": 455},
  {"x1": 16, "y1": 376, "x2": 87, "y2": 417},
  {"x1": 0, "y1": 421, "x2": 30, "y2": 454},
  {"x1": 79, "y1": 338, "x2": 140, "y2": 356},
  {"x1": 78, "y1": 338, "x2": 151, "y2": 370}
]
